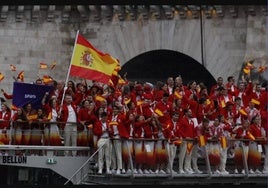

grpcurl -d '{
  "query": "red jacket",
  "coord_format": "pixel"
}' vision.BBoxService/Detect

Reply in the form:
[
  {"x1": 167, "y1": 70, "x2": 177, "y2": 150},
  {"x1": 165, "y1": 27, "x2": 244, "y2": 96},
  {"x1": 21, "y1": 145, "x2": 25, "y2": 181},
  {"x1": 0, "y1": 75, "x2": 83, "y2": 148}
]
[
  {"x1": 58, "y1": 103, "x2": 78, "y2": 129},
  {"x1": 0, "y1": 111, "x2": 11, "y2": 129},
  {"x1": 178, "y1": 116, "x2": 196, "y2": 138},
  {"x1": 108, "y1": 113, "x2": 129, "y2": 139}
]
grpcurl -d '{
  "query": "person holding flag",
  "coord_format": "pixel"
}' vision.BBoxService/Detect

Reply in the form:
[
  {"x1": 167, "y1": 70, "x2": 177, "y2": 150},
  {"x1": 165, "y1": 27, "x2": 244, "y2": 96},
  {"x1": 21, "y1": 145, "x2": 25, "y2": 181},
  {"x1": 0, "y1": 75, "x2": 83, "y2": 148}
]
[{"x1": 58, "y1": 93, "x2": 78, "y2": 156}]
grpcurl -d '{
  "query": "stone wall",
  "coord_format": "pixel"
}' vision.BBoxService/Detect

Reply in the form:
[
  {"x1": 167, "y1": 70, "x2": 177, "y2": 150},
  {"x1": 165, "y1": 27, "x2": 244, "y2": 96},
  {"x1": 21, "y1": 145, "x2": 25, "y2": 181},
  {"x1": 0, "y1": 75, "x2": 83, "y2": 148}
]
[{"x1": 0, "y1": 5, "x2": 266, "y2": 95}]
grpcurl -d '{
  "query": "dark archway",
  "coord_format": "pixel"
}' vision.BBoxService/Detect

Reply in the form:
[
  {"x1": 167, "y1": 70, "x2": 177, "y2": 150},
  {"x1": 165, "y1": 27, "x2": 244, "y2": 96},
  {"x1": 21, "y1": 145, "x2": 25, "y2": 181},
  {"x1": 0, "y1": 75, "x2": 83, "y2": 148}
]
[{"x1": 119, "y1": 50, "x2": 217, "y2": 93}]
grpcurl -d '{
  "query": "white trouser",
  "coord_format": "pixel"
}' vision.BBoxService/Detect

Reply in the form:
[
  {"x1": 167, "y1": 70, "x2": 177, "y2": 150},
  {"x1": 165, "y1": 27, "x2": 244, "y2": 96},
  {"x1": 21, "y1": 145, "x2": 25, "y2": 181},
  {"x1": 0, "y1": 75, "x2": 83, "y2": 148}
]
[
  {"x1": 219, "y1": 147, "x2": 228, "y2": 171},
  {"x1": 111, "y1": 139, "x2": 122, "y2": 170},
  {"x1": 168, "y1": 143, "x2": 177, "y2": 170},
  {"x1": 97, "y1": 138, "x2": 111, "y2": 171},
  {"x1": 64, "y1": 124, "x2": 77, "y2": 156},
  {"x1": 191, "y1": 144, "x2": 199, "y2": 171},
  {"x1": 179, "y1": 141, "x2": 193, "y2": 171}
]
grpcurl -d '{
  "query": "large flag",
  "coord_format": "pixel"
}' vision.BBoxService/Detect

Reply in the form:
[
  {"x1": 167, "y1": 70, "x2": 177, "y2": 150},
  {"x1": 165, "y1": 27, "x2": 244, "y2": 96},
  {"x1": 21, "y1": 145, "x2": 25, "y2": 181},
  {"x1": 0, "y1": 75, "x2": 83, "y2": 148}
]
[
  {"x1": 69, "y1": 33, "x2": 120, "y2": 84},
  {"x1": 12, "y1": 82, "x2": 53, "y2": 110}
]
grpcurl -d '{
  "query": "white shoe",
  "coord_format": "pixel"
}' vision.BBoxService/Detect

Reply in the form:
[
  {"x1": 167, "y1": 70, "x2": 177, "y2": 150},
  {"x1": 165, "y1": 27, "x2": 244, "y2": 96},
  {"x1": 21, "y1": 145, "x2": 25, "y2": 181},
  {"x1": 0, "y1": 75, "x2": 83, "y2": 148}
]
[
  {"x1": 179, "y1": 169, "x2": 185, "y2": 174},
  {"x1": 149, "y1": 169, "x2": 154, "y2": 174},
  {"x1": 97, "y1": 169, "x2": 102, "y2": 174},
  {"x1": 171, "y1": 170, "x2": 177, "y2": 174},
  {"x1": 116, "y1": 169, "x2": 121, "y2": 174},
  {"x1": 121, "y1": 169, "x2": 126, "y2": 174},
  {"x1": 255, "y1": 169, "x2": 262, "y2": 174},
  {"x1": 241, "y1": 169, "x2": 245, "y2": 174},
  {"x1": 138, "y1": 169, "x2": 143, "y2": 174},
  {"x1": 249, "y1": 169, "x2": 255, "y2": 174},
  {"x1": 111, "y1": 169, "x2": 116, "y2": 174},
  {"x1": 214, "y1": 170, "x2": 221, "y2": 174},
  {"x1": 133, "y1": 169, "x2": 138, "y2": 174},
  {"x1": 155, "y1": 169, "x2": 159, "y2": 174},
  {"x1": 106, "y1": 169, "x2": 111, "y2": 174},
  {"x1": 185, "y1": 169, "x2": 193, "y2": 174},
  {"x1": 194, "y1": 169, "x2": 202, "y2": 174},
  {"x1": 143, "y1": 169, "x2": 150, "y2": 174},
  {"x1": 262, "y1": 169, "x2": 268, "y2": 174},
  {"x1": 221, "y1": 169, "x2": 229, "y2": 175},
  {"x1": 159, "y1": 169, "x2": 166, "y2": 174},
  {"x1": 126, "y1": 169, "x2": 132, "y2": 174},
  {"x1": 234, "y1": 169, "x2": 238, "y2": 174}
]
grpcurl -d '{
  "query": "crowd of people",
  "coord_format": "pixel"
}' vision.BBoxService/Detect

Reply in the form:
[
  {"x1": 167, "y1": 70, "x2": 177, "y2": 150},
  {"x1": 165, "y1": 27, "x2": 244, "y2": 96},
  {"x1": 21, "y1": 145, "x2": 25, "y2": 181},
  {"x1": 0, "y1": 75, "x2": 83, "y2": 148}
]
[{"x1": 0, "y1": 73, "x2": 267, "y2": 176}]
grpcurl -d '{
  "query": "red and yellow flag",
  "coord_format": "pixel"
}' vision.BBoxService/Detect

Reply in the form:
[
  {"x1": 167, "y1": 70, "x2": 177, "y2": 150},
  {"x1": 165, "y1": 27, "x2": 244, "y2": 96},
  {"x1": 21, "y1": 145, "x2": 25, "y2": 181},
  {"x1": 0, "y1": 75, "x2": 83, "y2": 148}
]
[
  {"x1": 27, "y1": 114, "x2": 38, "y2": 120},
  {"x1": 198, "y1": 135, "x2": 207, "y2": 147},
  {"x1": 109, "y1": 121, "x2": 118, "y2": 126},
  {"x1": 42, "y1": 75, "x2": 53, "y2": 84},
  {"x1": 174, "y1": 90, "x2": 182, "y2": 99},
  {"x1": 154, "y1": 108, "x2": 164, "y2": 117},
  {"x1": 220, "y1": 100, "x2": 226, "y2": 108},
  {"x1": 123, "y1": 97, "x2": 131, "y2": 105},
  {"x1": 246, "y1": 131, "x2": 255, "y2": 140},
  {"x1": 220, "y1": 136, "x2": 227, "y2": 149},
  {"x1": 95, "y1": 95, "x2": 106, "y2": 102},
  {"x1": 258, "y1": 65, "x2": 267, "y2": 73},
  {"x1": 239, "y1": 108, "x2": 247, "y2": 116},
  {"x1": 186, "y1": 142, "x2": 194, "y2": 153},
  {"x1": 70, "y1": 33, "x2": 120, "y2": 84},
  {"x1": 250, "y1": 98, "x2": 260, "y2": 105},
  {"x1": 51, "y1": 61, "x2": 57, "y2": 70},
  {"x1": 10, "y1": 64, "x2": 16, "y2": 71},
  {"x1": 17, "y1": 71, "x2": 24, "y2": 82},
  {"x1": 40, "y1": 62, "x2": 48, "y2": 69},
  {"x1": 136, "y1": 100, "x2": 144, "y2": 106},
  {"x1": 47, "y1": 111, "x2": 52, "y2": 120},
  {"x1": 0, "y1": 73, "x2": 4, "y2": 82},
  {"x1": 173, "y1": 139, "x2": 182, "y2": 146}
]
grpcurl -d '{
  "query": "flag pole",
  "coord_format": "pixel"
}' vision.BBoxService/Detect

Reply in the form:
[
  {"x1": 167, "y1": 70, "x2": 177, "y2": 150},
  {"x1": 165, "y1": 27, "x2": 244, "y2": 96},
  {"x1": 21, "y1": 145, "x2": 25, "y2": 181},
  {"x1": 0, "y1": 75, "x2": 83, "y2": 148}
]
[{"x1": 59, "y1": 30, "x2": 80, "y2": 112}]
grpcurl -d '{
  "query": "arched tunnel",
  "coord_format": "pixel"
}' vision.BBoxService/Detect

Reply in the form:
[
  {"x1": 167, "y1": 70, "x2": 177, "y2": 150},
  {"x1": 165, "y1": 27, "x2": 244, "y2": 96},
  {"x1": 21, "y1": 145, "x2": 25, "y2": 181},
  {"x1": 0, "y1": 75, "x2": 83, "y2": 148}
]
[{"x1": 119, "y1": 49, "x2": 217, "y2": 93}]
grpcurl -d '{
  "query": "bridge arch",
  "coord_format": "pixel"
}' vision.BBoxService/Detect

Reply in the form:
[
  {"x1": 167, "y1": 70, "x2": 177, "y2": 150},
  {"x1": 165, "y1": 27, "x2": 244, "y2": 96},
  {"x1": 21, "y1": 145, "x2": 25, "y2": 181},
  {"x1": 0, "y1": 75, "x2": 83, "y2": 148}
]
[{"x1": 120, "y1": 49, "x2": 217, "y2": 92}]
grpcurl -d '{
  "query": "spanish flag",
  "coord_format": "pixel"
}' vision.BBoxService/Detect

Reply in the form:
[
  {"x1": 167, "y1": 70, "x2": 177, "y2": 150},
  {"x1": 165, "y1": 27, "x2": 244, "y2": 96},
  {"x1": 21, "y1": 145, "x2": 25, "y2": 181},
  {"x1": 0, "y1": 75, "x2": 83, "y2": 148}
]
[
  {"x1": 43, "y1": 75, "x2": 53, "y2": 84},
  {"x1": 220, "y1": 100, "x2": 226, "y2": 108},
  {"x1": 51, "y1": 61, "x2": 57, "y2": 70},
  {"x1": 136, "y1": 100, "x2": 144, "y2": 106},
  {"x1": 123, "y1": 97, "x2": 131, "y2": 105},
  {"x1": 27, "y1": 114, "x2": 38, "y2": 120},
  {"x1": 173, "y1": 139, "x2": 182, "y2": 146},
  {"x1": 258, "y1": 66, "x2": 267, "y2": 73},
  {"x1": 186, "y1": 142, "x2": 194, "y2": 153},
  {"x1": 206, "y1": 99, "x2": 211, "y2": 105},
  {"x1": 17, "y1": 71, "x2": 24, "y2": 82},
  {"x1": 239, "y1": 108, "x2": 247, "y2": 116},
  {"x1": 220, "y1": 136, "x2": 227, "y2": 149},
  {"x1": 243, "y1": 67, "x2": 251, "y2": 74},
  {"x1": 174, "y1": 90, "x2": 182, "y2": 99},
  {"x1": 40, "y1": 62, "x2": 48, "y2": 69},
  {"x1": 198, "y1": 135, "x2": 207, "y2": 147},
  {"x1": 47, "y1": 111, "x2": 52, "y2": 120},
  {"x1": 246, "y1": 131, "x2": 255, "y2": 140},
  {"x1": 154, "y1": 108, "x2": 164, "y2": 117},
  {"x1": 10, "y1": 64, "x2": 16, "y2": 71},
  {"x1": 11, "y1": 104, "x2": 18, "y2": 111},
  {"x1": 250, "y1": 98, "x2": 260, "y2": 105},
  {"x1": 70, "y1": 32, "x2": 120, "y2": 84},
  {"x1": 95, "y1": 95, "x2": 106, "y2": 102},
  {"x1": 109, "y1": 121, "x2": 118, "y2": 126},
  {"x1": 0, "y1": 73, "x2": 4, "y2": 82}
]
